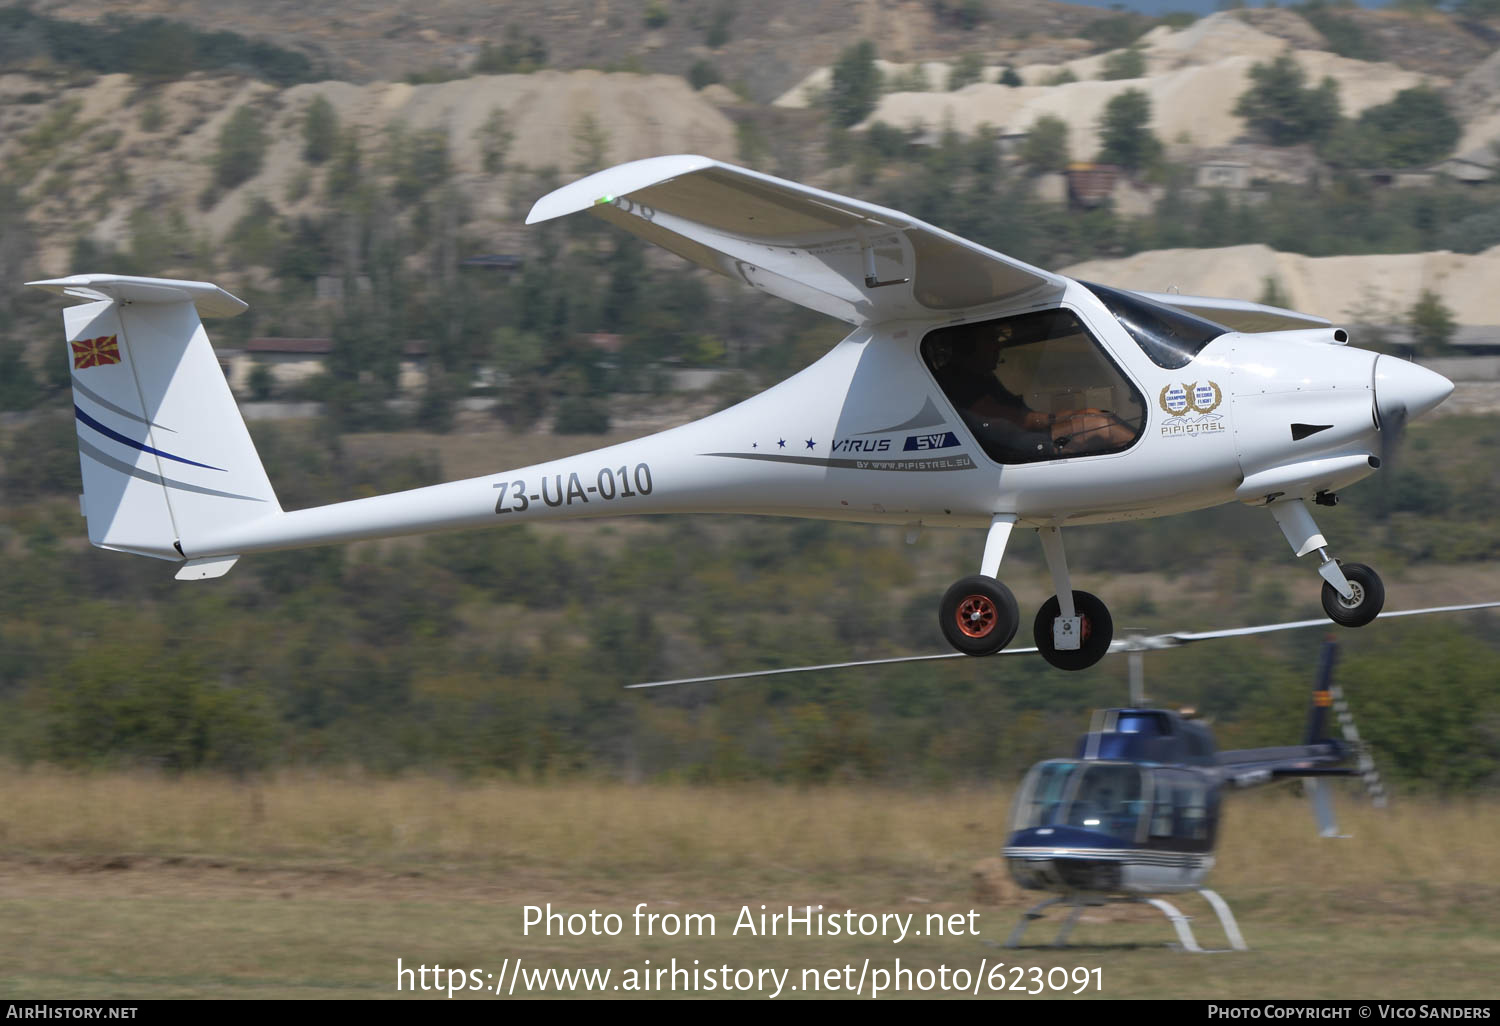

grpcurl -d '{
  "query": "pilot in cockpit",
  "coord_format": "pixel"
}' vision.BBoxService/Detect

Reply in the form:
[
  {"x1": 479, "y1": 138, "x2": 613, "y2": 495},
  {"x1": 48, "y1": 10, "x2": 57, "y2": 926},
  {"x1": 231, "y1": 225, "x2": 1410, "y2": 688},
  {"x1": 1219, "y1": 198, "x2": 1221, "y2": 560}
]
[{"x1": 932, "y1": 330, "x2": 1135, "y2": 461}]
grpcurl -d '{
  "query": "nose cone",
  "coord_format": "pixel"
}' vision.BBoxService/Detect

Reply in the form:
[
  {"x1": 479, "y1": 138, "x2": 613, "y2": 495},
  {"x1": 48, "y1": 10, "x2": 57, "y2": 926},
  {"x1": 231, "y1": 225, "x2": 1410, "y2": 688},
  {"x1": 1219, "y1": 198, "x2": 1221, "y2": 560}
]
[{"x1": 1375, "y1": 355, "x2": 1454, "y2": 421}]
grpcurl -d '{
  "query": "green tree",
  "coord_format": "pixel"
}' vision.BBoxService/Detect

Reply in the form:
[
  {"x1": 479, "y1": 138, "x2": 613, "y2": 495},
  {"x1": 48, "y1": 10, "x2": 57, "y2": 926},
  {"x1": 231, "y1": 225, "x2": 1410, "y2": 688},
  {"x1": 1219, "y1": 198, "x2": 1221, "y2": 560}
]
[
  {"x1": 704, "y1": 4, "x2": 735, "y2": 48},
  {"x1": 477, "y1": 107, "x2": 512, "y2": 174},
  {"x1": 947, "y1": 53, "x2": 985, "y2": 91},
  {"x1": 0, "y1": 342, "x2": 38, "y2": 411},
  {"x1": 688, "y1": 59, "x2": 721, "y2": 90},
  {"x1": 326, "y1": 127, "x2": 362, "y2": 196},
  {"x1": 572, "y1": 112, "x2": 610, "y2": 174},
  {"x1": 248, "y1": 361, "x2": 274, "y2": 401},
  {"x1": 1355, "y1": 86, "x2": 1460, "y2": 168},
  {"x1": 1257, "y1": 275, "x2": 1291, "y2": 309},
  {"x1": 1020, "y1": 114, "x2": 1070, "y2": 174},
  {"x1": 1096, "y1": 88, "x2": 1161, "y2": 171},
  {"x1": 1100, "y1": 46, "x2": 1146, "y2": 81},
  {"x1": 302, "y1": 94, "x2": 338, "y2": 164},
  {"x1": 931, "y1": 0, "x2": 989, "y2": 29},
  {"x1": 1043, "y1": 67, "x2": 1078, "y2": 86},
  {"x1": 474, "y1": 25, "x2": 548, "y2": 74},
  {"x1": 1233, "y1": 55, "x2": 1341, "y2": 146},
  {"x1": 999, "y1": 65, "x2": 1022, "y2": 87},
  {"x1": 829, "y1": 41, "x2": 882, "y2": 128},
  {"x1": 1407, "y1": 288, "x2": 1456, "y2": 355},
  {"x1": 389, "y1": 124, "x2": 451, "y2": 202},
  {"x1": 214, "y1": 105, "x2": 268, "y2": 190}
]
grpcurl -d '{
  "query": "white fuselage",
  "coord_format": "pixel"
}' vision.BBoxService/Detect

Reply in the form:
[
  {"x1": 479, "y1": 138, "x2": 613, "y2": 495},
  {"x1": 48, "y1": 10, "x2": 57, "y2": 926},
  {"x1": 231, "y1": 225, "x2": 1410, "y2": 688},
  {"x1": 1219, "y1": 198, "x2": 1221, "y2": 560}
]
[{"x1": 183, "y1": 280, "x2": 1398, "y2": 560}]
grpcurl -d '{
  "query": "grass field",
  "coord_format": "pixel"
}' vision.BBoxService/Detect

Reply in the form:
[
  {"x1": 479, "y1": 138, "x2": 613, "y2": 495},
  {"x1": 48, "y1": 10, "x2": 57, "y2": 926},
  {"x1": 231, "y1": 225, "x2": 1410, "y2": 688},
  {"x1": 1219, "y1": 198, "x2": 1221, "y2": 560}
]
[{"x1": 1, "y1": 772, "x2": 1497, "y2": 999}]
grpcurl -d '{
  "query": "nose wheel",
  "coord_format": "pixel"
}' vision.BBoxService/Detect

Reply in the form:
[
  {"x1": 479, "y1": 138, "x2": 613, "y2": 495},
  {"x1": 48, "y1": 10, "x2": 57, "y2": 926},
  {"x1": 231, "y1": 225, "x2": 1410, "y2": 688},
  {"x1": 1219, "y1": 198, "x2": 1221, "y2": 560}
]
[
  {"x1": 939, "y1": 576, "x2": 1020, "y2": 656},
  {"x1": 1269, "y1": 499, "x2": 1385, "y2": 628},
  {"x1": 1320, "y1": 561, "x2": 1384, "y2": 627}
]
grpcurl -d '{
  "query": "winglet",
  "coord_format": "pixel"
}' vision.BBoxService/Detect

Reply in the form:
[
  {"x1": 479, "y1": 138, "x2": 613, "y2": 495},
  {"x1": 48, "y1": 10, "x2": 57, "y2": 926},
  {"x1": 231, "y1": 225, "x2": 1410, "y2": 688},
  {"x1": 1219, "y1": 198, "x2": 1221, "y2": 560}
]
[{"x1": 26, "y1": 274, "x2": 248, "y2": 319}]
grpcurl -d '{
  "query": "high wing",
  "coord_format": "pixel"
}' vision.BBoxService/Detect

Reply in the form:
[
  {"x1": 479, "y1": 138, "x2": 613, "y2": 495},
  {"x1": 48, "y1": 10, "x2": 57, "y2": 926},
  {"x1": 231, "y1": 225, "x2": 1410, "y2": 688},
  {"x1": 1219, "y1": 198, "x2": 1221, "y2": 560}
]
[
  {"x1": 1133, "y1": 290, "x2": 1332, "y2": 334},
  {"x1": 526, "y1": 154, "x2": 1067, "y2": 326}
]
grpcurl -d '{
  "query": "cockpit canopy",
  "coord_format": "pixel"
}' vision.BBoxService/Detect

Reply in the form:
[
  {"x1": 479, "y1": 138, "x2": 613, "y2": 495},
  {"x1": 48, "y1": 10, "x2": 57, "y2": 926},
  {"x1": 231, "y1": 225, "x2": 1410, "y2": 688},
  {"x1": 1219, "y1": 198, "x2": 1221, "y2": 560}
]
[
  {"x1": 1080, "y1": 281, "x2": 1228, "y2": 370},
  {"x1": 1010, "y1": 759, "x2": 1219, "y2": 851}
]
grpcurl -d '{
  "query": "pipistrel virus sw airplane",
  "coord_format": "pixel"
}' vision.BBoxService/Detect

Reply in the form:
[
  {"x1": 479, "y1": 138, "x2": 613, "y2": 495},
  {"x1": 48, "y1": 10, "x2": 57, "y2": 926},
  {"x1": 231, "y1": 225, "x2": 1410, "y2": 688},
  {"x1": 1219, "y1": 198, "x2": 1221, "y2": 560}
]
[{"x1": 29, "y1": 155, "x2": 1456, "y2": 671}]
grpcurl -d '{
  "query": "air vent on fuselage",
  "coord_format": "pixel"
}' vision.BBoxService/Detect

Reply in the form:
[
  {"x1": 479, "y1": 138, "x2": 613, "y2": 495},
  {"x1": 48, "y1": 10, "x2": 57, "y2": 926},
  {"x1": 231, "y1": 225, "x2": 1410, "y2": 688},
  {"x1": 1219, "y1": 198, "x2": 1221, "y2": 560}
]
[{"x1": 1291, "y1": 424, "x2": 1333, "y2": 441}]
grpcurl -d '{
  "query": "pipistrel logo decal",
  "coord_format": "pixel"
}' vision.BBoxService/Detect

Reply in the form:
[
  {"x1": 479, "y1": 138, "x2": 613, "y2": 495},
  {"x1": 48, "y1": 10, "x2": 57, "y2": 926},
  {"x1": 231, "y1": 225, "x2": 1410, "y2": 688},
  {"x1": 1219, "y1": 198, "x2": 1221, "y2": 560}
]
[
  {"x1": 903, "y1": 431, "x2": 960, "y2": 451},
  {"x1": 1159, "y1": 381, "x2": 1225, "y2": 438}
]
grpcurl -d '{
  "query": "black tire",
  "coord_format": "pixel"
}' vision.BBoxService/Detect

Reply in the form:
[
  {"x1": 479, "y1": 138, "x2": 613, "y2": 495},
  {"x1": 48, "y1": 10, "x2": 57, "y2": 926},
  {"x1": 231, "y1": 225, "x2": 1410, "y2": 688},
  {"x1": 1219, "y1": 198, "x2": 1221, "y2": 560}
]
[
  {"x1": 1320, "y1": 562, "x2": 1384, "y2": 627},
  {"x1": 939, "y1": 576, "x2": 1020, "y2": 656},
  {"x1": 1032, "y1": 590, "x2": 1113, "y2": 671}
]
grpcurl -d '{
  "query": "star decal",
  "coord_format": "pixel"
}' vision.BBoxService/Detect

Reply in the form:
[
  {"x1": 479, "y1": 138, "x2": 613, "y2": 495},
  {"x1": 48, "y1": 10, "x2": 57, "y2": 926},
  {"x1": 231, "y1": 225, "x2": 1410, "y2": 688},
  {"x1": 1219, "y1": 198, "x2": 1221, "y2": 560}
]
[
  {"x1": 777, "y1": 439, "x2": 786, "y2": 448},
  {"x1": 805, "y1": 438, "x2": 816, "y2": 450}
]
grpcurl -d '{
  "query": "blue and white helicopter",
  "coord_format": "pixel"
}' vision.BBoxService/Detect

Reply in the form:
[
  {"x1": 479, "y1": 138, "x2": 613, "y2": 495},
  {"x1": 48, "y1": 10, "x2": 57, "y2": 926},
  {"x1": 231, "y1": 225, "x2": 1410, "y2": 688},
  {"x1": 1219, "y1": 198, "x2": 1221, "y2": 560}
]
[{"x1": 997, "y1": 610, "x2": 1495, "y2": 953}]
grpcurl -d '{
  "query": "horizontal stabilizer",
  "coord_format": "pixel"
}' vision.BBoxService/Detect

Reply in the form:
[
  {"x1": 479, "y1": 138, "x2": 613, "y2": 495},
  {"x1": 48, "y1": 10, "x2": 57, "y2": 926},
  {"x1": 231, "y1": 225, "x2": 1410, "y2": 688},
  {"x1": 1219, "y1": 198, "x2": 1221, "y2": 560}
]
[{"x1": 27, "y1": 274, "x2": 248, "y2": 319}]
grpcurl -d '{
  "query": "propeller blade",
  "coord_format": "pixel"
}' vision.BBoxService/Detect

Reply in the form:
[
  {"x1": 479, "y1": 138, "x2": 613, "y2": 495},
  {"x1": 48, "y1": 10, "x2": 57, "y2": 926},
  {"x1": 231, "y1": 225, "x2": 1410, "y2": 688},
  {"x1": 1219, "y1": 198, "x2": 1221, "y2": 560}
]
[
  {"x1": 1378, "y1": 400, "x2": 1407, "y2": 469},
  {"x1": 624, "y1": 602, "x2": 1500, "y2": 689}
]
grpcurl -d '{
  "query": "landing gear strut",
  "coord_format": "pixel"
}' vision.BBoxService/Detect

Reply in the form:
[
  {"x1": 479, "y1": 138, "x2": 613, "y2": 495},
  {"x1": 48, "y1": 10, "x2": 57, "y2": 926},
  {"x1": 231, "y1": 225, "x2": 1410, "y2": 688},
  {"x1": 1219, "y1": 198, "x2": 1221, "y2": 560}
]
[
  {"x1": 939, "y1": 514, "x2": 1020, "y2": 656},
  {"x1": 936, "y1": 518, "x2": 1113, "y2": 668},
  {"x1": 1269, "y1": 498, "x2": 1384, "y2": 627},
  {"x1": 1033, "y1": 526, "x2": 1112, "y2": 671}
]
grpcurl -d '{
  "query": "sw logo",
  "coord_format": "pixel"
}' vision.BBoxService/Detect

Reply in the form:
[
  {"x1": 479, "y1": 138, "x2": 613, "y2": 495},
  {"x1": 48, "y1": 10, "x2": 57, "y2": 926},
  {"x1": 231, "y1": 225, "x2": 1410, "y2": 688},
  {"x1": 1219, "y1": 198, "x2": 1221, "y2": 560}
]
[
  {"x1": 1159, "y1": 381, "x2": 1226, "y2": 439},
  {"x1": 903, "y1": 431, "x2": 960, "y2": 451}
]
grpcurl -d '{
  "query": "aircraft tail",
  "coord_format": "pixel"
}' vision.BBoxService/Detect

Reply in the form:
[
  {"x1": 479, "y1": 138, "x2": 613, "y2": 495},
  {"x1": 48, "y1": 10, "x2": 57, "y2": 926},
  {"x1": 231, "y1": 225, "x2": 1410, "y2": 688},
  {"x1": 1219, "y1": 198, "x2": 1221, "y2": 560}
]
[{"x1": 26, "y1": 274, "x2": 281, "y2": 579}]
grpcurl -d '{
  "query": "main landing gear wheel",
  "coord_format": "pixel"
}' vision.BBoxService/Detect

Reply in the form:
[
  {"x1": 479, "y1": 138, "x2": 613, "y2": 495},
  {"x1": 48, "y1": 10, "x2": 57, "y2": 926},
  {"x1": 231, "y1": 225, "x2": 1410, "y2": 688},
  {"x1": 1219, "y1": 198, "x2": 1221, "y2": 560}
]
[
  {"x1": 1033, "y1": 590, "x2": 1113, "y2": 671},
  {"x1": 1320, "y1": 562, "x2": 1385, "y2": 627},
  {"x1": 939, "y1": 576, "x2": 1020, "y2": 656}
]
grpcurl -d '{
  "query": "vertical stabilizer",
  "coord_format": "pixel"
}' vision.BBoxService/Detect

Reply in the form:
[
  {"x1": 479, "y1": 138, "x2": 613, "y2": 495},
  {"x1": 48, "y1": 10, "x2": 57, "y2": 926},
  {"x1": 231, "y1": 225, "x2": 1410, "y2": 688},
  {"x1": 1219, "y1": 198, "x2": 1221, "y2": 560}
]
[{"x1": 28, "y1": 275, "x2": 280, "y2": 571}]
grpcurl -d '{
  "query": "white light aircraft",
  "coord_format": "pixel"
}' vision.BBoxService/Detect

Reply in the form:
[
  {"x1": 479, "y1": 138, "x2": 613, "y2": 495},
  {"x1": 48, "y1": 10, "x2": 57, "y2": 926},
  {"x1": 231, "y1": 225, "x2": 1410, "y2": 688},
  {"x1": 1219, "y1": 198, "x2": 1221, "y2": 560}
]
[{"x1": 29, "y1": 154, "x2": 1457, "y2": 670}]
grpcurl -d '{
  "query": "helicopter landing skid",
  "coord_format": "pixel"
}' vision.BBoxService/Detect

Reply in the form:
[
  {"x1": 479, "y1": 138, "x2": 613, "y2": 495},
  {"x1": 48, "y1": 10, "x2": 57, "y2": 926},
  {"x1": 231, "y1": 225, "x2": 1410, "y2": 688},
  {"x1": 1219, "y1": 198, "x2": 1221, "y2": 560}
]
[{"x1": 1003, "y1": 890, "x2": 1248, "y2": 953}]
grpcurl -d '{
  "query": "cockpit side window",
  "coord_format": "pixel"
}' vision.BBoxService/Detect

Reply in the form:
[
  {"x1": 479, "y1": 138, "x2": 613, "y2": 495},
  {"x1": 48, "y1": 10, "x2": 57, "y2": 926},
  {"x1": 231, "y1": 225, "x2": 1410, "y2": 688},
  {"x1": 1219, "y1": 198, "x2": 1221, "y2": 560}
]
[
  {"x1": 1080, "y1": 281, "x2": 1228, "y2": 370},
  {"x1": 921, "y1": 308, "x2": 1145, "y2": 466}
]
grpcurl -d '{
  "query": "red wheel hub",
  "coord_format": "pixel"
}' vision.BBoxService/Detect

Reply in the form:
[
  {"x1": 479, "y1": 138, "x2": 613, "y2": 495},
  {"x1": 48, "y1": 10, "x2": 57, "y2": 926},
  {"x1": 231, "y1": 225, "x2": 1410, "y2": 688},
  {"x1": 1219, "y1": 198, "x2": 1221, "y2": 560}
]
[{"x1": 956, "y1": 595, "x2": 997, "y2": 638}]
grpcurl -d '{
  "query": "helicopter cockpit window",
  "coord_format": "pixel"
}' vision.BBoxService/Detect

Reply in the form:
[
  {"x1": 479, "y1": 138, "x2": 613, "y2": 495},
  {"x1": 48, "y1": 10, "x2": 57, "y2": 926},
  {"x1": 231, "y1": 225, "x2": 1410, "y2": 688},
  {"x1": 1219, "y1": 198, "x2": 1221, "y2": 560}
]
[
  {"x1": 1011, "y1": 760, "x2": 1148, "y2": 843},
  {"x1": 1013, "y1": 760, "x2": 1076, "y2": 831},
  {"x1": 921, "y1": 309, "x2": 1145, "y2": 466},
  {"x1": 1079, "y1": 281, "x2": 1228, "y2": 371},
  {"x1": 1066, "y1": 763, "x2": 1146, "y2": 841}
]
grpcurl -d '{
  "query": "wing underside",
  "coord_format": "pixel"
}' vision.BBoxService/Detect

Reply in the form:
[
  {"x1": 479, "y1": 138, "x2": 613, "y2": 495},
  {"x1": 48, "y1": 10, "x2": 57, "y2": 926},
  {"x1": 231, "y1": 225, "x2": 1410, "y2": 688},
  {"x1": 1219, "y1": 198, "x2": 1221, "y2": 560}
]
[{"x1": 527, "y1": 155, "x2": 1066, "y2": 325}]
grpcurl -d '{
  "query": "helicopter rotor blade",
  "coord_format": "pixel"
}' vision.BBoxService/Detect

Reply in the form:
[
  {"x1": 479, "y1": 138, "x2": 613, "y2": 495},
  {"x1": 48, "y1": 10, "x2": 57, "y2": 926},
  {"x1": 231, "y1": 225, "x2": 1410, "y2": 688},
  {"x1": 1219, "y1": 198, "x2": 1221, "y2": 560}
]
[
  {"x1": 625, "y1": 648, "x2": 1039, "y2": 689},
  {"x1": 1158, "y1": 601, "x2": 1500, "y2": 646},
  {"x1": 624, "y1": 602, "x2": 1500, "y2": 690}
]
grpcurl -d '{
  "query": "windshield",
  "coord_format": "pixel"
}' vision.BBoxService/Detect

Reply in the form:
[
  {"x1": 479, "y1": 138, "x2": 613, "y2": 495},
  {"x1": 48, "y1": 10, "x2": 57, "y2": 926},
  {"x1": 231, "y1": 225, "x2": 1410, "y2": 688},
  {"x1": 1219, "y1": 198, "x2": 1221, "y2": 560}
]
[
  {"x1": 1010, "y1": 760, "x2": 1148, "y2": 843},
  {"x1": 1081, "y1": 281, "x2": 1227, "y2": 370}
]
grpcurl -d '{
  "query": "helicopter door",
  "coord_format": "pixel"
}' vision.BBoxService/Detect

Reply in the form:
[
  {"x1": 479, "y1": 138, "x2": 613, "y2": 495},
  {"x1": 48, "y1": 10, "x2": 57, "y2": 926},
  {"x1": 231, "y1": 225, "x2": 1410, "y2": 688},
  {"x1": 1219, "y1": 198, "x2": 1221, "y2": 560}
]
[{"x1": 1145, "y1": 768, "x2": 1220, "y2": 853}]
